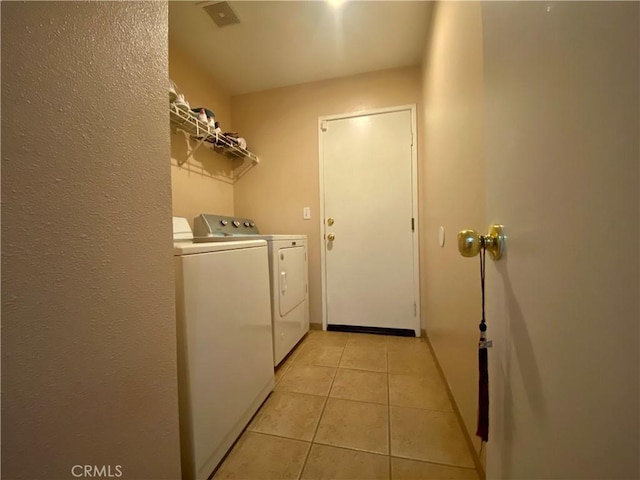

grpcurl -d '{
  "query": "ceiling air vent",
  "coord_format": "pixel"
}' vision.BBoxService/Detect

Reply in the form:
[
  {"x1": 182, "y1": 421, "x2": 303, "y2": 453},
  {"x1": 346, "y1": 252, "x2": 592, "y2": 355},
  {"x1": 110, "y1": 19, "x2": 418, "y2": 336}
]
[{"x1": 202, "y1": 2, "x2": 240, "y2": 27}]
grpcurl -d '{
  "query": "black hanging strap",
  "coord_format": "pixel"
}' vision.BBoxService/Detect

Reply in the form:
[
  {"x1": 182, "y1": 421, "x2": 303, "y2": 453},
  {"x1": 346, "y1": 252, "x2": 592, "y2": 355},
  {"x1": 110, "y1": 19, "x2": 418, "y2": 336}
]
[
  {"x1": 476, "y1": 239, "x2": 489, "y2": 443},
  {"x1": 480, "y1": 239, "x2": 486, "y2": 329}
]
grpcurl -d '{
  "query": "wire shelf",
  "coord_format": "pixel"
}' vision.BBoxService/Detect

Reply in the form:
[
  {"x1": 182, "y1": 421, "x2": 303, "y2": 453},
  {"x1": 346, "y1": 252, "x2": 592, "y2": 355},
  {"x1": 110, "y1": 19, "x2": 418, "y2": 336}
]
[{"x1": 170, "y1": 103, "x2": 260, "y2": 168}]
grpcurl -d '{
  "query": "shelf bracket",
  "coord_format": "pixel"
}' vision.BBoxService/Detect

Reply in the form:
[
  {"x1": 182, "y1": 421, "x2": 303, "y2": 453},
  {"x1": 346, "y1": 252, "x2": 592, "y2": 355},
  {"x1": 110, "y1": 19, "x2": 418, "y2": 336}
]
[{"x1": 183, "y1": 136, "x2": 208, "y2": 164}]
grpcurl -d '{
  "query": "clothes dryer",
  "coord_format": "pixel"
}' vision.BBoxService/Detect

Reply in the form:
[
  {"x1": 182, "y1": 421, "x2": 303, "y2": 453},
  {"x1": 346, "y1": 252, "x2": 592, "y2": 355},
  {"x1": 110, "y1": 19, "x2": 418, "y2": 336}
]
[{"x1": 193, "y1": 214, "x2": 310, "y2": 365}]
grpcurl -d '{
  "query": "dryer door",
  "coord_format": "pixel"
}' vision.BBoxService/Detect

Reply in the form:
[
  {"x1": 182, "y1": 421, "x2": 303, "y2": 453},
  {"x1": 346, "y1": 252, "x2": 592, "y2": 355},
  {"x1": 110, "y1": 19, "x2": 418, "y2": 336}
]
[{"x1": 278, "y1": 246, "x2": 306, "y2": 316}]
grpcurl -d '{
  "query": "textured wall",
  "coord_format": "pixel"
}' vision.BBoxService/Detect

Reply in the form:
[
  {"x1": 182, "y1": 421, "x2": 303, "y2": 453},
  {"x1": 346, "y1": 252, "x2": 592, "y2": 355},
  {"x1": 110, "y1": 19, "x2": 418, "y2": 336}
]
[
  {"x1": 1, "y1": 2, "x2": 181, "y2": 478},
  {"x1": 169, "y1": 41, "x2": 235, "y2": 226},
  {"x1": 231, "y1": 67, "x2": 422, "y2": 326},
  {"x1": 419, "y1": 1, "x2": 487, "y2": 464}
]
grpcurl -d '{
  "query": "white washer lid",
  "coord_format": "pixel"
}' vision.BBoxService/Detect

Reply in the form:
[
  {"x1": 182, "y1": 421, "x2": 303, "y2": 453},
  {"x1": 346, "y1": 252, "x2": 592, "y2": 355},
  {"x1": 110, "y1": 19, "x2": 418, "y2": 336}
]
[
  {"x1": 173, "y1": 217, "x2": 193, "y2": 241},
  {"x1": 251, "y1": 234, "x2": 307, "y2": 241},
  {"x1": 174, "y1": 239, "x2": 267, "y2": 256}
]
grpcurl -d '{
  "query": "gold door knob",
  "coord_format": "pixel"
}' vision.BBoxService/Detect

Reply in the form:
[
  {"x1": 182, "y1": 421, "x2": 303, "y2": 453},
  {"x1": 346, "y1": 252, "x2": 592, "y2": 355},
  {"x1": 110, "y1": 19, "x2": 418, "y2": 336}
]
[
  {"x1": 327, "y1": 233, "x2": 335, "y2": 241},
  {"x1": 327, "y1": 218, "x2": 335, "y2": 226},
  {"x1": 457, "y1": 225, "x2": 505, "y2": 261},
  {"x1": 457, "y1": 230, "x2": 483, "y2": 258}
]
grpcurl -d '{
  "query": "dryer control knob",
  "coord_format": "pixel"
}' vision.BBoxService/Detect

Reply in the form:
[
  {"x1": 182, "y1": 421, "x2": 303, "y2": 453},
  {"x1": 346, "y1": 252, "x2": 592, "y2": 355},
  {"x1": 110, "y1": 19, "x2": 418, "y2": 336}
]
[
  {"x1": 249, "y1": 222, "x2": 255, "y2": 228},
  {"x1": 232, "y1": 220, "x2": 241, "y2": 228},
  {"x1": 220, "y1": 220, "x2": 228, "y2": 226},
  {"x1": 244, "y1": 222, "x2": 250, "y2": 227}
]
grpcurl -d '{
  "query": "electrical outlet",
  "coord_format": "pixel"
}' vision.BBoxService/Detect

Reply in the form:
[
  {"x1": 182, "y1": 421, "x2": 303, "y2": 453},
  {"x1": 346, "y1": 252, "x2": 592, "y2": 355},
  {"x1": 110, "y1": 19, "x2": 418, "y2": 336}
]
[{"x1": 303, "y1": 207, "x2": 311, "y2": 220}]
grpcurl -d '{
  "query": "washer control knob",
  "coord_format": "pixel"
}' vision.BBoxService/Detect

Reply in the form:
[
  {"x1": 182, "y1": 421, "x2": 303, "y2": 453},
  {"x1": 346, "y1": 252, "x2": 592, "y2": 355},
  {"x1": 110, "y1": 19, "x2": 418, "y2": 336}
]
[
  {"x1": 220, "y1": 220, "x2": 228, "y2": 226},
  {"x1": 244, "y1": 222, "x2": 251, "y2": 227},
  {"x1": 232, "y1": 220, "x2": 241, "y2": 228},
  {"x1": 249, "y1": 222, "x2": 255, "y2": 228}
]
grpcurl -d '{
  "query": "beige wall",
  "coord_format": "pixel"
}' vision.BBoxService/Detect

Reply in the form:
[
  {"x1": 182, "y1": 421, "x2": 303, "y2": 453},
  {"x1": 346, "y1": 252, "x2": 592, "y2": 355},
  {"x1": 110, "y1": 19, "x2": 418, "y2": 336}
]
[
  {"x1": 169, "y1": 42, "x2": 234, "y2": 225},
  {"x1": 231, "y1": 67, "x2": 422, "y2": 326},
  {"x1": 419, "y1": 0, "x2": 487, "y2": 465},
  {"x1": 1, "y1": 2, "x2": 181, "y2": 478}
]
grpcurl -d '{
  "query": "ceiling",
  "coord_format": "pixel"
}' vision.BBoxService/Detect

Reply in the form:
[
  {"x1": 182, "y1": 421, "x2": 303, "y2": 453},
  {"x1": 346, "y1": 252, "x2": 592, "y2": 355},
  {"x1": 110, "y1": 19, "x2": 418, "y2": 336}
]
[{"x1": 169, "y1": 1, "x2": 432, "y2": 96}]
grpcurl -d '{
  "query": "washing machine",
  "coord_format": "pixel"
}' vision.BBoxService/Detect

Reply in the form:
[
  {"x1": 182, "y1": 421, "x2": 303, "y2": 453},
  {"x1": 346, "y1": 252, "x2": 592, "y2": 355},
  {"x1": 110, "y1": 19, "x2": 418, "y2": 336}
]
[
  {"x1": 172, "y1": 217, "x2": 274, "y2": 480},
  {"x1": 193, "y1": 214, "x2": 310, "y2": 366}
]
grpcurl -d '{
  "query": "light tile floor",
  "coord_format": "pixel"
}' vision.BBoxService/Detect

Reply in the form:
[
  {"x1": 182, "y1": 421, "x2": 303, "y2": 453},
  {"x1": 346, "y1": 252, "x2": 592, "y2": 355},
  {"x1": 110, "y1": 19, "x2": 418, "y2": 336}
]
[{"x1": 213, "y1": 331, "x2": 479, "y2": 480}]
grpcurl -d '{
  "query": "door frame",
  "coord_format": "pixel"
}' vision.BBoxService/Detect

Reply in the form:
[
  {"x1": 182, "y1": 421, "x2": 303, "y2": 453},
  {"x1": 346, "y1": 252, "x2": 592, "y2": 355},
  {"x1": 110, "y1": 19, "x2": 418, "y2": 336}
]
[{"x1": 318, "y1": 104, "x2": 420, "y2": 334}]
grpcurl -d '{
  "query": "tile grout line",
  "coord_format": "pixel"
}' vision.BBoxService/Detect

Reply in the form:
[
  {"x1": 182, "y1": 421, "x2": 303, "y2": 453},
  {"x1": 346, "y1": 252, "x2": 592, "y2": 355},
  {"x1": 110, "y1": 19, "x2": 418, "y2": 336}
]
[
  {"x1": 246, "y1": 432, "x2": 478, "y2": 475},
  {"x1": 286, "y1": 333, "x2": 460, "y2": 479},
  {"x1": 274, "y1": 336, "x2": 309, "y2": 385},
  {"x1": 311, "y1": 438, "x2": 389, "y2": 457},
  {"x1": 389, "y1": 453, "x2": 480, "y2": 472},
  {"x1": 295, "y1": 336, "x2": 347, "y2": 480},
  {"x1": 422, "y1": 334, "x2": 484, "y2": 478},
  {"x1": 272, "y1": 335, "x2": 323, "y2": 480}
]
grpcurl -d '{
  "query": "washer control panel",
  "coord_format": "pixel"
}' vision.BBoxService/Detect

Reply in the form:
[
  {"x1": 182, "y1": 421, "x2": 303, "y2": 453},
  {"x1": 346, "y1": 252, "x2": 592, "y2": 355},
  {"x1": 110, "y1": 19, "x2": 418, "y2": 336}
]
[{"x1": 194, "y1": 213, "x2": 260, "y2": 238}]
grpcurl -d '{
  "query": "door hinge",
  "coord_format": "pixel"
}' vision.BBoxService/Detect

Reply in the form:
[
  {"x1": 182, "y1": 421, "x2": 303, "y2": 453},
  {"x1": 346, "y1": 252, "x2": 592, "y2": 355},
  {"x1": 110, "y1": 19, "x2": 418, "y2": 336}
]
[
  {"x1": 411, "y1": 218, "x2": 415, "y2": 232},
  {"x1": 414, "y1": 302, "x2": 417, "y2": 316},
  {"x1": 321, "y1": 121, "x2": 328, "y2": 132},
  {"x1": 411, "y1": 131, "x2": 414, "y2": 146}
]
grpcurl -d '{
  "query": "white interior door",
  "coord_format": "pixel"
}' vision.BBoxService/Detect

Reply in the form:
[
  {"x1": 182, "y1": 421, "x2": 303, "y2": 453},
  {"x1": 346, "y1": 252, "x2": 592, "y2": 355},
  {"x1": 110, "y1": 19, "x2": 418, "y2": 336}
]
[
  {"x1": 481, "y1": 2, "x2": 639, "y2": 478},
  {"x1": 320, "y1": 108, "x2": 419, "y2": 334}
]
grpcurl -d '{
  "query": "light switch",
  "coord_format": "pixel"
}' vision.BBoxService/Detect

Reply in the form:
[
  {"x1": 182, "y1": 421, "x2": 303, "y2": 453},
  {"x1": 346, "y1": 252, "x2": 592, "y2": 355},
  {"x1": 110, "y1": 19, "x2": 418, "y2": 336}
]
[
  {"x1": 438, "y1": 226, "x2": 445, "y2": 247},
  {"x1": 303, "y1": 207, "x2": 311, "y2": 220}
]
